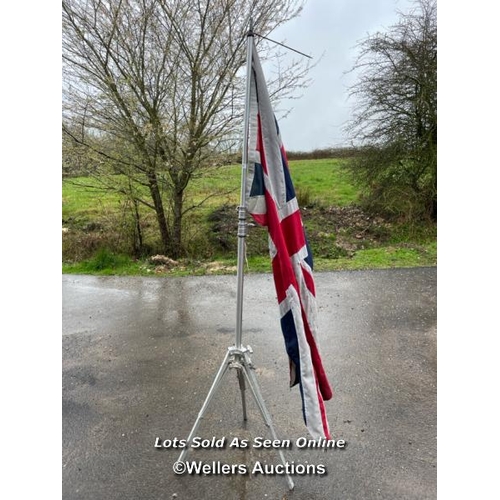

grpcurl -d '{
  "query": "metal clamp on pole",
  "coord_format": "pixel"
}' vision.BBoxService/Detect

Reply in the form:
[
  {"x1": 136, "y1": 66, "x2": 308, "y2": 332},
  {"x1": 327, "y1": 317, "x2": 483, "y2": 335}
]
[{"x1": 237, "y1": 206, "x2": 248, "y2": 238}]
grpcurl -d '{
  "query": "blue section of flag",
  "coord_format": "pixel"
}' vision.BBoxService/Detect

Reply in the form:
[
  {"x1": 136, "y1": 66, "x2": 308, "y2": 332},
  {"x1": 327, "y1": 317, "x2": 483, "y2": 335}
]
[
  {"x1": 280, "y1": 309, "x2": 301, "y2": 388},
  {"x1": 249, "y1": 162, "x2": 265, "y2": 197},
  {"x1": 305, "y1": 238, "x2": 314, "y2": 270},
  {"x1": 282, "y1": 154, "x2": 296, "y2": 203}
]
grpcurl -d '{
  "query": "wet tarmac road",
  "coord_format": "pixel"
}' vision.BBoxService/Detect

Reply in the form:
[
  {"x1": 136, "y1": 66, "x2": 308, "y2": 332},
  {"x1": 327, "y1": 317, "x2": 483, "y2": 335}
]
[{"x1": 62, "y1": 268, "x2": 436, "y2": 500}]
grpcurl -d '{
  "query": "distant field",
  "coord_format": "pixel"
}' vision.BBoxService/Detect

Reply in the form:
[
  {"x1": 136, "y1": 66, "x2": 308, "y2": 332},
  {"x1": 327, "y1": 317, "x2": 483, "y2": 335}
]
[
  {"x1": 183, "y1": 158, "x2": 359, "y2": 213},
  {"x1": 62, "y1": 158, "x2": 436, "y2": 275}
]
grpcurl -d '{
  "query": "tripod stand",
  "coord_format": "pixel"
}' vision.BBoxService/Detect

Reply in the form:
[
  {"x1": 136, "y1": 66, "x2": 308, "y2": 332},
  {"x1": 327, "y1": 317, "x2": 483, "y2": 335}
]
[
  {"x1": 176, "y1": 343, "x2": 294, "y2": 490},
  {"x1": 176, "y1": 26, "x2": 294, "y2": 491}
]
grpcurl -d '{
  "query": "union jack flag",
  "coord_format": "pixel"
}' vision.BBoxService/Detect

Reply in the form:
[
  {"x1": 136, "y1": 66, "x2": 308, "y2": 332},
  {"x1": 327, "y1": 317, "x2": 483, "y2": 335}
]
[{"x1": 246, "y1": 41, "x2": 333, "y2": 440}]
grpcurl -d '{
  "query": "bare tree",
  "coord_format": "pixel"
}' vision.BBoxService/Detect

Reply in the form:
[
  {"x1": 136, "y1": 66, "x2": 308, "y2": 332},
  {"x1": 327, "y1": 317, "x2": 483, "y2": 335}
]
[
  {"x1": 345, "y1": 0, "x2": 437, "y2": 221},
  {"x1": 62, "y1": 0, "x2": 310, "y2": 258}
]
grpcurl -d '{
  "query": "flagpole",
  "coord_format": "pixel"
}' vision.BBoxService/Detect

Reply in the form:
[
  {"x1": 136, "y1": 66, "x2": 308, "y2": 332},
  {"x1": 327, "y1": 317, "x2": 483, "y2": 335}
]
[
  {"x1": 235, "y1": 21, "x2": 254, "y2": 350},
  {"x1": 176, "y1": 23, "x2": 295, "y2": 489}
]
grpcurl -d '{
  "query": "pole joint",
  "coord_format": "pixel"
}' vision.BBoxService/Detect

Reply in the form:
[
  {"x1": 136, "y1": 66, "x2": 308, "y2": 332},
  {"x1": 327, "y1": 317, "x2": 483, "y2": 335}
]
[
  {"x1": 237, "y1": 205, "x2": 247, "y2": 238},
  {"x1": 247, "y1": 17, "x2": 254, "y2": 37}
]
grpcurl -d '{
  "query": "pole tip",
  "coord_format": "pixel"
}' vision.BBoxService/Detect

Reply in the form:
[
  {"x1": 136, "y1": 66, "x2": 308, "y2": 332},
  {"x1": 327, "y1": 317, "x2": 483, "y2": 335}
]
[{"x1": 248, "y1": 17, "x2": 254, "y2": 37}]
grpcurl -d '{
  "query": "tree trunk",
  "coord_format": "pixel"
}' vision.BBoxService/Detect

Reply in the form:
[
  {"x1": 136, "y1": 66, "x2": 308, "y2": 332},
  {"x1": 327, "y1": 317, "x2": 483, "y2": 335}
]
[
  {"x1": 171, "y1": 189, "x2": 183, "y2": 259},
  {"x1": 132, "y1": 197, "x2": 144, "y2": 257},
  {"x1": 147, "y1": 172, "x2": 171, "y2": 255}
]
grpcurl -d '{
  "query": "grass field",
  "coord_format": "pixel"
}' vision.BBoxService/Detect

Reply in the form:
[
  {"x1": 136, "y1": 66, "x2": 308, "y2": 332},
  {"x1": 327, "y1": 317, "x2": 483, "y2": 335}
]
[{"x1": 62, "y1": 158, "x2": 436, "y2": 276}]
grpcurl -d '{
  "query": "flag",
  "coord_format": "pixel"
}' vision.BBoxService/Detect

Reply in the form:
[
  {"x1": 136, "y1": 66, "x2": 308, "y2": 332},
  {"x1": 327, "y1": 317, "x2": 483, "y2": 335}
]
[{"x1": 246, "y1": 41, "x2": 333, "y2": 440}]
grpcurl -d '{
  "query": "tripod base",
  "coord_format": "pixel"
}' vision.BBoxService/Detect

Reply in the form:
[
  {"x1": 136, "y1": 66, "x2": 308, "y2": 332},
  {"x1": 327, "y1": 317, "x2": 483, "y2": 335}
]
[{"x1": 177, "y1": 345, "x2": 295, "y2": 490}]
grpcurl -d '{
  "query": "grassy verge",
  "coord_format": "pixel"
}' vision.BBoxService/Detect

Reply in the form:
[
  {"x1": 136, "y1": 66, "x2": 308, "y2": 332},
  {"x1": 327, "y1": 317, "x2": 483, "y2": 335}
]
[{"x1": 62, "y1": 158, "x2": 436, "y2": 276}]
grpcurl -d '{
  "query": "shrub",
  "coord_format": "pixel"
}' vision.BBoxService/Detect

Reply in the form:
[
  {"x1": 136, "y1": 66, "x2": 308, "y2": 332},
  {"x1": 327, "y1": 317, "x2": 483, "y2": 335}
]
[{"x1": 81, "y1": 248, "x2": 131, "y2": 272}]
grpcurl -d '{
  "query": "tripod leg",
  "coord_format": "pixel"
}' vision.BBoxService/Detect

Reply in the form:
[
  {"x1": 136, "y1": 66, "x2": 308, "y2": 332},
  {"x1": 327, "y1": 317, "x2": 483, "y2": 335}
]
[
  {"x1": 241, "y1": 360, "x2": 295, "y2": 491},
  {"x1": 177, "y1": 350, "x2": 231, "y2": 463},
  {"x1": 236, "y1": 369, "x2": 248, "y2": 421}
]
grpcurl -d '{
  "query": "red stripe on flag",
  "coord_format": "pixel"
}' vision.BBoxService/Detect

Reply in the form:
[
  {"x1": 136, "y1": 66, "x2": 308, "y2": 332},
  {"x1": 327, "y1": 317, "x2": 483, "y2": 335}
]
[
  {"x1": 280, "y1": 144, "x2": 289, "y2": 165},
  {"x1": 264, "y1": 191, "x2": 295, "y2": 304},
  {"x1": 280, "y1": 211, "x2": 306, "y2": 257},
  {"x1": 301, "y1": 265, "x2": 316, "y2": 297},
  {"x1": 251, "y1": 213, "x2": 268, "y2": 226},
  {"x1": 302, "y1": 312, "x2": 333, "y2": 401},
  {"x1": 315, "y1": 378, "x2": 332, "y2": 440},
  {"x1": 271, "y1": 255, "x2": 287, "y2": 304}
]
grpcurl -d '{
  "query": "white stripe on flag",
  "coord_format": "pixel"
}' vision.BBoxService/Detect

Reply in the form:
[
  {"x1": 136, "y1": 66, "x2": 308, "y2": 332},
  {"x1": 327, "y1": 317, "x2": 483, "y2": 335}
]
[
  {"x1": 290, "y1": 250, "x2": 320, "y2": 342},
  {"x1": 284, "y1": 285, "x2": 327, "y2": 439}
]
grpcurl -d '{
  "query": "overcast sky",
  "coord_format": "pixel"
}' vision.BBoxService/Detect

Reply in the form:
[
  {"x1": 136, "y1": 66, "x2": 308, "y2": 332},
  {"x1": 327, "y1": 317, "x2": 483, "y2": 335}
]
[{"x1": 264, "y1": 0, "x2": 414, "y2": 151}]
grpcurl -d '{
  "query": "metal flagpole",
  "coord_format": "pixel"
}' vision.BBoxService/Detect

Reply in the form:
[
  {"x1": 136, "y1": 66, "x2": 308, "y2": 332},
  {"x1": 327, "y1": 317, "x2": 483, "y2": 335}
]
[
  {"x1": 175, "y1": 22, "x2": 294, "y2": 491},
  {"x1": 235, "y1": 18, "x2": 254, "y2": 352}
]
